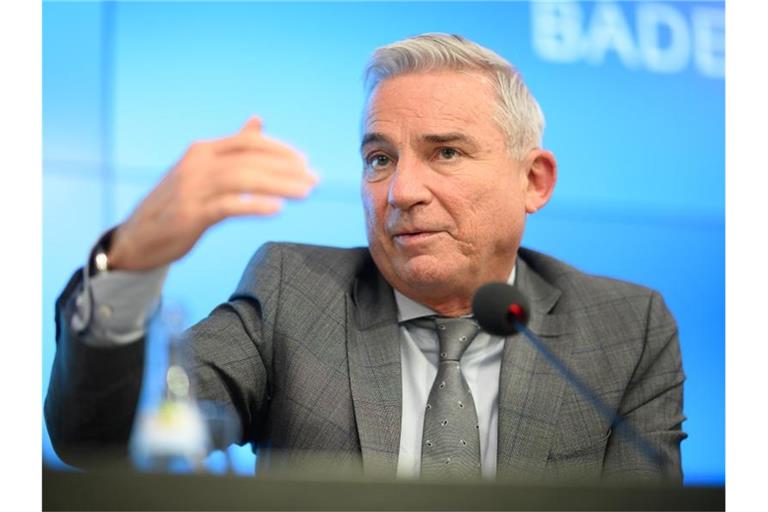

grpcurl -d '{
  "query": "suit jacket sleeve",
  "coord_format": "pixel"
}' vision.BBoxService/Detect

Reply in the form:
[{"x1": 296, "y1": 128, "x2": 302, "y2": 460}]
[
  {"x1": 45, "y1": 243, "x2": 283, "y2": 469},
  {"x1": 602, "y1": 290, "x2": 687, "y2": 481}
]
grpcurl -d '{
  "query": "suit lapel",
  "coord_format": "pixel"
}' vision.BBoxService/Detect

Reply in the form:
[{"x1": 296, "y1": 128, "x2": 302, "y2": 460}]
[
  {"x1": 345, "y1": 260, "x2": 402, "y2": 478},
  {"x1": 496, "y1": 255, "x2": 574, "y2": 481}
]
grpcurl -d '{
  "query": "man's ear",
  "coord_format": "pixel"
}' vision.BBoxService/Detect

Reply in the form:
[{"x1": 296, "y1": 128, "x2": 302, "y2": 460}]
[{"x1": 523, "y1": 149, "x2": 557, "y2": 214}]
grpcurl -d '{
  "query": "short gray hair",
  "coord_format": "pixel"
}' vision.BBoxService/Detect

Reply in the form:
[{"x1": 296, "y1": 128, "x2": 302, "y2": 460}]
[{"x1": 364, "y1": 33, "x2": 545, "y2": 159}]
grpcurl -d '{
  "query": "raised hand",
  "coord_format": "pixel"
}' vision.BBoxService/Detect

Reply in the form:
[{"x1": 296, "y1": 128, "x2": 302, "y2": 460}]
[{"x1": 107, "y1": 117, "x2": 319, "y2": 271}]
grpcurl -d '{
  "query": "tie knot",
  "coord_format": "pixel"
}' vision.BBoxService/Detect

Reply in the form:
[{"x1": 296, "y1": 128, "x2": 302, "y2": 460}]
[{"x1": 412, "y1": 316, "x2": 480, "y2": 361}]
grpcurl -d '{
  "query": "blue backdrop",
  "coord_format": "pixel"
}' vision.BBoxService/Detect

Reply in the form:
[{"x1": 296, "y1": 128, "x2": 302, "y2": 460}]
[{"x1": 43, "y1": 1, "x2": 724, "y2": 484}]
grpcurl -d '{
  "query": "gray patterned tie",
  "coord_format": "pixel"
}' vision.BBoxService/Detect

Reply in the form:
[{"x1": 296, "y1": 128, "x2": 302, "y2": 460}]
[{"x1": 415, "y1": 316, "x2": 482, "y2": 480}]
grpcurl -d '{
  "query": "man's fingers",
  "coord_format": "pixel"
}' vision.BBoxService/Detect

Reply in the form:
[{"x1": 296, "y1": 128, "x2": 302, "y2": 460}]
[
  {"x1": 210, "y1": 130, "x2": 301, "y2": 159},
  {"x1": 204, "y1": 165, "x2": 318, "y2": 201},
  {"x1": 219, "y1": 151, "x2": 317, "y2": 181},
  {"x1": 205, "y1": 193, "x2": 284, "y2": 223},
  {"x1": 195, "y1": 151, "x2": 317, "y2": 196}
]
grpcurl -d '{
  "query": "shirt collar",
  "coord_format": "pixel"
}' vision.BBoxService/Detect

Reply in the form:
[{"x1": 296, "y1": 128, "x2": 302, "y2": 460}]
[{"x1": 394, "y1": 262, "x2": 517, "y2": 323}]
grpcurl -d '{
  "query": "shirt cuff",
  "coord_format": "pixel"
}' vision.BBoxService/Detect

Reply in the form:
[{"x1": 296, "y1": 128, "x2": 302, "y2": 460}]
[{"x1": 71, "y1": 264, "x2": 169, "y2": 346}]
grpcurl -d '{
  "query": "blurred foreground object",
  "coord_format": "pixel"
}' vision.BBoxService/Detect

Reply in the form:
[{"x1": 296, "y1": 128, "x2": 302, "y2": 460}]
[
  {"x1": 129, "y1": 305, "x2": 240, "y2": 473},
  {"x1": 42, "y1": 468, "x2": 724, "y2": 511}
]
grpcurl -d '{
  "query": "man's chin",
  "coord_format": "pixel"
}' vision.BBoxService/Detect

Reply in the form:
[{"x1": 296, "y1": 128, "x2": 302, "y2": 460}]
[{"x1": 394, "y1": 257, "x2": 462, "y2": 293}]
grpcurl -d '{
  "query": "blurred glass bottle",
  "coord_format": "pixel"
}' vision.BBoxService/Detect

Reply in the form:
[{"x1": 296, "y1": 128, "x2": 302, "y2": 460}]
[{"x1": 129, "y1": 303, "x2": 209, "y2": 473}]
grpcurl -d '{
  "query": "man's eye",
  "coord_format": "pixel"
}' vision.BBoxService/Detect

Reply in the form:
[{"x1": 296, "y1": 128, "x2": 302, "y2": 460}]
[
  {"x1": 363, "y1": 153, "x2": 394, "y2": 181},
  {"x1": 367, "y1": 154, "x2": 391, "y2": 169},
  {"x1": 437, "y1": 147, "x2": 460, "y2": 160}
]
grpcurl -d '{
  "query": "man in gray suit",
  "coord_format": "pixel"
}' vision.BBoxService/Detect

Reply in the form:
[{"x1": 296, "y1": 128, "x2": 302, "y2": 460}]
[{"x1": 46, "y1": 34, "x2": 686, "y2": 482}]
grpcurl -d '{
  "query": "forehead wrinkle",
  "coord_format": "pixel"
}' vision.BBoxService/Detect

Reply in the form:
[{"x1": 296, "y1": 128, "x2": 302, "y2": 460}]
[
  {"x1": 366, "y1": 109, "x2": 478, "y2": 136},
  {"x1": 361, "y1": 75, "x2": 501, "y2": 151}
]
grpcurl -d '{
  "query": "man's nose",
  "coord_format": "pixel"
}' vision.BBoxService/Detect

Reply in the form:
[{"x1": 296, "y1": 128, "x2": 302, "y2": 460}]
[{"x1": 387, "y1": 154, "x2": 432, "y2": 210}]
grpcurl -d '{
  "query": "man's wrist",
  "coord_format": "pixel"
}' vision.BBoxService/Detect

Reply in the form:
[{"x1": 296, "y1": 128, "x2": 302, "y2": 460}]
[
  {"x1": 105, "y1": 224, "x2": 137, "y2": 271},
  {"x1": 87, "y1": 227, "x2": 118, "y2": 278}
]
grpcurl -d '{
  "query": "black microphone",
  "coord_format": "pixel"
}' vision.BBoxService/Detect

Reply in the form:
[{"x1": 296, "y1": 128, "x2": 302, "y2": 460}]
[
  {"x1": 472, "y1": 282, "x2": 666, "y2": 470},
  {"x1": 472, "y1": 282, "x2": 530, "y2": 336}
]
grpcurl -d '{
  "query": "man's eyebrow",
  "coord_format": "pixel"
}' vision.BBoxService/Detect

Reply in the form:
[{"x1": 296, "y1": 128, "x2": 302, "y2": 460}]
[
  {"x1": 361, "y1": 132, "x2": 480, "y2": 151},
  {"x1": 422, "y1": 133, "x2": 480, "y2": 147},
  {"x1": 360, "y1": 132, "x2": 391, "y2": 151}
]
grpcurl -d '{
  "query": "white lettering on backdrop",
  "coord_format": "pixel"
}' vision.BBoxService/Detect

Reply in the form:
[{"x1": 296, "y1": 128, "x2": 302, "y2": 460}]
[{"x1": 531, "y1": 1, "x2": 724, "y2": 78}]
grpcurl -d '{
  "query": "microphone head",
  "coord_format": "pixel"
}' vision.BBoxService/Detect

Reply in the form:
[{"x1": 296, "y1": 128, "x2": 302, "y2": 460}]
[{"x1": 472, "y1": 282, "x2": 530, "y2": 335}]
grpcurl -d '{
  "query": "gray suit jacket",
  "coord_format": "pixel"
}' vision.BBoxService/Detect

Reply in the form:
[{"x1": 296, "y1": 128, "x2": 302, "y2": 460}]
[{"x1": 46, "y1": 243, "x2": 686, "y2": 482}]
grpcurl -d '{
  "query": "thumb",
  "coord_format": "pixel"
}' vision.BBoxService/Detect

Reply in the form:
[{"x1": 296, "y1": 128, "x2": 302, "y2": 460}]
[{"x1": 241, "y1": 116, "x2": 263, "y2": 133}]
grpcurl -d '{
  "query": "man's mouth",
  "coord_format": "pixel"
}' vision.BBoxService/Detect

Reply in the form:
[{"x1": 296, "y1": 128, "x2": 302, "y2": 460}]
[{"x1": 392, "y1": 230, "x2": 441, "y2": 245}]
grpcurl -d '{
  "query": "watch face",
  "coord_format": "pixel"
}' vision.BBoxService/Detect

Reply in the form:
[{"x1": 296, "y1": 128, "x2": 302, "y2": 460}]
[
  {"x1": 89, "y1": 228, "x2": 116, "y2": 276},
  {"x1": 94, "y1": 252, "x2": 109, "y2": 273}
]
